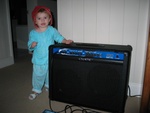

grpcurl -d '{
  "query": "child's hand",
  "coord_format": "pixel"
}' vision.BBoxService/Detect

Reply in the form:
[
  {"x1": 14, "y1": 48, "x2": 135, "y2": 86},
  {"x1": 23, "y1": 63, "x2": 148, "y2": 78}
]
[
  {"x1": 63, "y1": 39, "x2": 73, "y2": 44},
  {"x1": 31, "y1": 42, "x2": 38, "y2": 48},
  {"x1": 65, "y1": 40, "x2": 73, "y2": 44}
]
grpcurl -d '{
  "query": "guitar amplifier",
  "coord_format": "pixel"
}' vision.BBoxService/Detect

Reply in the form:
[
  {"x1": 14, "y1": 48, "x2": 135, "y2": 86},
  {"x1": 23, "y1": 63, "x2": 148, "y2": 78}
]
[{"x1": 49, "y1": 42, "x2": 132, "y2": 113}]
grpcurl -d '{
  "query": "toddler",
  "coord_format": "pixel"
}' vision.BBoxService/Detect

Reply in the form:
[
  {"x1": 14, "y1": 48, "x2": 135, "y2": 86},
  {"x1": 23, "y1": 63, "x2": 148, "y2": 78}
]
[{"x1": 28, "y1": 6, "x2": 73, "y2": 100}]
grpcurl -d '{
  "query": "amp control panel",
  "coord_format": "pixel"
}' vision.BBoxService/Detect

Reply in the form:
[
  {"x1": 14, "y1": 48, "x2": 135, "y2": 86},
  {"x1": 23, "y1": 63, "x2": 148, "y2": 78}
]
[{"x1": 52, "y1": 48, "x2": 125, "y2": 60}]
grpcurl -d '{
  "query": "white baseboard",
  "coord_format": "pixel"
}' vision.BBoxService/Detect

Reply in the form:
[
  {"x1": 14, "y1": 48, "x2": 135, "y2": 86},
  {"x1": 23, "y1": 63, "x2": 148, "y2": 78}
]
[{"x1": 128, "y1": 82, "x2": 143, "y2": 97}]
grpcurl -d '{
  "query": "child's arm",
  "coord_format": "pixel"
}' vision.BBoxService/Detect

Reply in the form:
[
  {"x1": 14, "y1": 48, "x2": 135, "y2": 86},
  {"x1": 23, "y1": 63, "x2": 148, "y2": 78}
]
[{"x1": 28, "y1": 31, "x2": 38, "y2": 51}]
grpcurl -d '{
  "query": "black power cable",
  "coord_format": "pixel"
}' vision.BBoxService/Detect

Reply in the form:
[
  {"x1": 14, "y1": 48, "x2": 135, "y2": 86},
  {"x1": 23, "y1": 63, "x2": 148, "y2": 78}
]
[{"x1": 48, "y1": 99, "x2": 102, "y2": 113}]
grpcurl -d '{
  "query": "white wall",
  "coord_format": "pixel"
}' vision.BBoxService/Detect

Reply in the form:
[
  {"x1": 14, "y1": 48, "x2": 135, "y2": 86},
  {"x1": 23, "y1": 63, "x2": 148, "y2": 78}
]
[{"x1": 57, "y1": 0, "x2": 150, "y2": 96}]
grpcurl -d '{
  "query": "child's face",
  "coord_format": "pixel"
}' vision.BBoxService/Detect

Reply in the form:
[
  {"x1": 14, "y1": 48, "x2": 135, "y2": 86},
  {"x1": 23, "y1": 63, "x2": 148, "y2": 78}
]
[{"x1": 35, "y1": 12, "x2": 51, "y2": 28}]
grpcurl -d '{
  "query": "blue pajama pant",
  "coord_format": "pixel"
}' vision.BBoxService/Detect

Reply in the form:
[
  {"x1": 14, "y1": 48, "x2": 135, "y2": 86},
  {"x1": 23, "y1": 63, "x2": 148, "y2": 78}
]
[{"x1": 32, "y1": 64, "x2": 49, "y2": 93}]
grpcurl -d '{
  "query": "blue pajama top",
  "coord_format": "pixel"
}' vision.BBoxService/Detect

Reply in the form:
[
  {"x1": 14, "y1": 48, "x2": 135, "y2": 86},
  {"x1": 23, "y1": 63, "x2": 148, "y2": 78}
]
[{"x1": 28, "y1": 26, "x2": 64, "y2": 65}]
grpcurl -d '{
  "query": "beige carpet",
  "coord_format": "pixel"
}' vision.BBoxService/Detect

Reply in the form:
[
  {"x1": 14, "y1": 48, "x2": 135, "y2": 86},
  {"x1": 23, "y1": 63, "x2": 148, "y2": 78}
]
[{"x1": 0, "y1": 53, "x2": 141, "y2": 113}]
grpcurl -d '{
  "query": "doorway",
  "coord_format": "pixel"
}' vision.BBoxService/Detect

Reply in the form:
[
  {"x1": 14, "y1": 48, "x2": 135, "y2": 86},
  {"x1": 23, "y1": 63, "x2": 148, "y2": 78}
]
[{"x1": 9, "y1": 0, "x2": 28, "y2": 59}]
